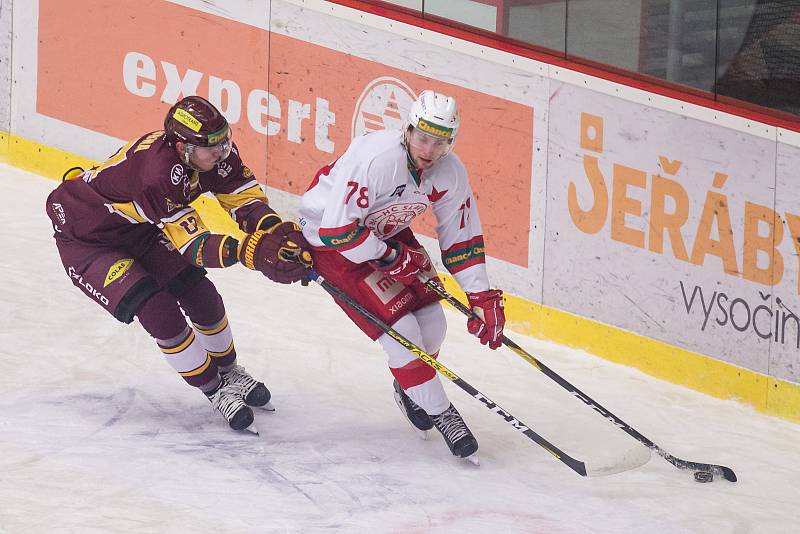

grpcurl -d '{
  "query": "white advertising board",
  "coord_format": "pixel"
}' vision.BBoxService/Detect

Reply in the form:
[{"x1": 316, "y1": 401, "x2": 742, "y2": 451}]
[
  {"x1": 0, "y1": 0, "x2": 12, "y2": 132},
  {"x1": 6, "y1": 0, "x2": 800, "y2": 393},
  {"x1": 545, "y1": 80, "x2": 790, "y2": 377},
  {"x1": 771, "y1": 138, "x2": 800, "y2": 382}
]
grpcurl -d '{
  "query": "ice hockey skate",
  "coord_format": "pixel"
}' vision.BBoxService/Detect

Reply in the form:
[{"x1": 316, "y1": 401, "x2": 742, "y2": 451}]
[
  {"x1": 206, "y1": 381, "x2": 258, "y2": 434},
  {"x1": 432, "y1": 403, "x2": 479, "y2": 465},
  {"x1": 223, "y1": 365, "x2": 274, "y2": 411},
  {"x1": 393, "y1": 380, "x2": 433, "y2": 439}
]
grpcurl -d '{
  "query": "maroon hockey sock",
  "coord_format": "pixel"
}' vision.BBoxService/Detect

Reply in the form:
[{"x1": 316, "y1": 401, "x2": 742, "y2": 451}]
[
  {"x1": 135, "y1": 290, "x2": 189, "y2": 340},
  {"x1": 177, "y1": 277, "x2": 226, "y2": 326}
]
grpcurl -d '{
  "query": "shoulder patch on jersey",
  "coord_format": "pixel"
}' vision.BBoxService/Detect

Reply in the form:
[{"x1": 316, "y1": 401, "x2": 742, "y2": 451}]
[
  {"x1": 170, "y1": 164, "x2": 185, "y2": 186},
  {"x1": 242, "y1": 165, "x2": 253, "y2": 178},
  {"x1": 427, "y1": 185, "x2": 448, "y2": 202},
  {"x1": 165, "y1": 198, "x2": 183, "y2": 212},
  {"x1": 217, "y1": 161, "x2": 233, "y2": 178}
]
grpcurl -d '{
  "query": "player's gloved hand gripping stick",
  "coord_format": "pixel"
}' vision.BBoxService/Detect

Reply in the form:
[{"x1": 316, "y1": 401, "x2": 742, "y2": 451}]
[{"x1": 301, "y1": 267, "x2": 593, "y2": 477}]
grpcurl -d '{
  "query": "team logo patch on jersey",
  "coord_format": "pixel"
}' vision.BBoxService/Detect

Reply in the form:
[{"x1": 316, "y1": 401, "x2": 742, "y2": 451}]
[
  {"x1": 104, "y1": 258, "x2": 134, "y2": 287},
  {"x1": 217, "y1": 161, "x2": 233, "y2": 178},
  {"x1": 352, "y1": 77, "x2": 416, "y2": 137},
  {"x1": 390, "y1": 185, "x2": 407, "y2": 198},
  {"x1": 364, "y1": 202, "x2": 427, "y2": 238},
  {"x1": 170, "y1": 164, "x2": 185, "y2": 186},
  {"x1": 427, "y1": 185, "x2": 448, "y2": 203},
  {"x1": 242, "y1": 166, "x2": 253, "y2": 178},
  {"x1": 165, "y1": 198, "x2": 182, "y2": 212}
]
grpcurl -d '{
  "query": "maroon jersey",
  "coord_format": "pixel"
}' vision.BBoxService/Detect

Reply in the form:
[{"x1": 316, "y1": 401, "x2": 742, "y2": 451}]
[{"x1": 50, "y1": 131, "x2": 278, "y2": 263}]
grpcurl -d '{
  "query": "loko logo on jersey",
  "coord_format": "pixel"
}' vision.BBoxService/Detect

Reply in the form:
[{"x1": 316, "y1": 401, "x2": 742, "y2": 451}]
[
  {"x1": 364, "y1": 202, "x2": 427, "y2": 238},
  {"x1": 352, "y1": 77, "x2": 416, "y2": 138}
]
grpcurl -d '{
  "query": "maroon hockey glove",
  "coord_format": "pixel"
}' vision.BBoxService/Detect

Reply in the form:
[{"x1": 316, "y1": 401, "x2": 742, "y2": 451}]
[
  {"x1": 267, "y1": 220, "x2": 313, "y2": 285},
  {"x1": 466, "y1": 289, "x2": 505, "y2": 349},
  {"x1": 267, "y1": 220, "x2": 306, "y2": 245},
  {"x1": 239, "y1": 230, "x2": 310, "y2": 284},
  {"x1": 371, "y1": 240, "x2": 432, "y2": 286}
]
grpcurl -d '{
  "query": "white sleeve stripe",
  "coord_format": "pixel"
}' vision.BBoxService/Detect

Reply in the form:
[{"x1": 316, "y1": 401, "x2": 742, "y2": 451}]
[
  {"x1": 229, "y1": 199, "x2": 261, "y2": 222},
  {"x1": 160, "y1": 207, "x2": 195, "y2": 224},
  {"x1": 228, "y1": 180, "x2": 260, "y2": 195},
  {"x1": 177, "y1": 235, "x2": 202, "y2": 254},
  {"x1": 133, "y1": 201, "x2": 154, "y2": 224}
]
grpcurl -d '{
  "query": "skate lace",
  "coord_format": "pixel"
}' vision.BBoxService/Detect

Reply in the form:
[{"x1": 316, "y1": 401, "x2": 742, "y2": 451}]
[
  {"x1": 433, "y1": 406, "x2": 469, "y2": 443},
  {"x1": 224, "y1": 365, "x2": 258, "y2": 395},
  {"x1": 209, "y1": 383, "x2": 248, "y2": 422}
]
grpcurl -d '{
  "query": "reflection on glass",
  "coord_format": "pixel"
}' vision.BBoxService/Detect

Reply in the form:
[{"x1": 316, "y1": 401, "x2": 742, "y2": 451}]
[
  {"x1": 636, "y1": 0, "x2": 719, "y2": 91},
  {"x1": 565, "y1": 0, "x2": 644, "y2": 71},
  {"x1": 506, "y1": 1, "x2": 567, "y2": 54},
  {"x1": 717, "y1": 0, "x2": 800, "y2": 114},
  {"x1": 368, "y1": 0, "x2": 800, "y2": 117},
  {"x1": 378, "y1": 0, "x2": 422, "y2": 10},
  {"x1": 425, "y1": 0, "x2": 498, "y2": 32}
]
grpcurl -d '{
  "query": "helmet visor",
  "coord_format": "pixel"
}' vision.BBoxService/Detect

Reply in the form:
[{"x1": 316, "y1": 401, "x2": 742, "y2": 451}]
[
  {"x1": 190, "y1": 128, "x2": 232, "y2": 161},
  {"x1": 407, "y1": 127, "x2": 452, "y2": 160}
]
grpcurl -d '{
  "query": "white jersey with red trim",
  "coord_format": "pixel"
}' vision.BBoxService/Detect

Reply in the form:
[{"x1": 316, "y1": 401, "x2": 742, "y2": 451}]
[{"x1": 298, "y1": 129, "x2": 489, "y2": 293}]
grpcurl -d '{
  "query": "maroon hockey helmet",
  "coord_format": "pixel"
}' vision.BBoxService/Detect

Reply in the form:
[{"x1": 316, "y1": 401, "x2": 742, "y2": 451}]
[{"x1": 164, "y1": 96, "x2": 230, "y2": 147}]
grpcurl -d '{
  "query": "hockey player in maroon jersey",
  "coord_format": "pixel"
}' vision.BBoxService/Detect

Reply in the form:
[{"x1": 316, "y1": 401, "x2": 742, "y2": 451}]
[
  {"x1": 46, "y1": 96, "x2": 311, "y2": 434},
  {"x1": 299, "y1": 90, "x2": 506, "y2": 462}
]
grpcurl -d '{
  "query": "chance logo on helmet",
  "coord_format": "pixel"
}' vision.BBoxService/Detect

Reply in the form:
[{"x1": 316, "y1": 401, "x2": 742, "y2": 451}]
[
  {"x1": 164, "y1": 96, "x2": 230, "y2": 147},
  {"x1": 408, "y1": 90, "x2": 460, "y2": 141},
  {"x1": 415, "y1": 118, "x2": 454, "y2": 139}
]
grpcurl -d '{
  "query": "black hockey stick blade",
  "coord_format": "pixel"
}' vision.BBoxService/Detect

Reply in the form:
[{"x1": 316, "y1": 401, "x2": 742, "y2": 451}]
[
  {"x1": 421, "y1": 276, "x2": 738, "y2": 483},
  {"x1": 654, "y1": 446, "x2": 737, "y2": 482}
]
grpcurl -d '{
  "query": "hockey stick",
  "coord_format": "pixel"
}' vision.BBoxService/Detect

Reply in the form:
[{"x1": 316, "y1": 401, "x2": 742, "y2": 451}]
[
  {"x1": 421, "y1": 277, "x2": 738, "y2": 483},
  {"x1": 305, "y1": 269, "x2": 591, "y2": 477}
]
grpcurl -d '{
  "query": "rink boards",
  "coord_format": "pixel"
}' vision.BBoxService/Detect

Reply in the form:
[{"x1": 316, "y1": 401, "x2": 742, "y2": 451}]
[{"x1": 1, "y1": 0, "x2": 799, "y2": 421}]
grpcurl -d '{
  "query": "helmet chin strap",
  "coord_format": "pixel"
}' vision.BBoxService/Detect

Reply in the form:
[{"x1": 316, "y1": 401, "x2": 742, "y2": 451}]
[{"x1": 402, "y1": 131, "x2": 420, "y2": 180}]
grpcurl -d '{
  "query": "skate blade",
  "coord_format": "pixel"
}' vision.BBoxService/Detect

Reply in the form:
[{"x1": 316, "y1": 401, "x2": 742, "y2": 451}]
[
  {"x1": 256, "y1": 401, "x2": 275, "y2": 412},
  {"x1": 462, "y1": 453, "x2": 480, "y2": 466},
  {"x1": 243, "y1": 423, "x2": 259, "y2": 436},
  {"x1": 413, "y1": 427, "x2": 430, "y2": 441}
]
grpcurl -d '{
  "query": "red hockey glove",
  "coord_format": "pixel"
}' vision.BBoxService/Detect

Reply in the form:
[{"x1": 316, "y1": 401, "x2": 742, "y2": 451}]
[
  {"x1": 239, "y1": 230, "x2": 311, "y2": 284},
  {"x1": 466, "y1": 289, "x2": 505, "y2": 349},
  {"x1": 371, "y1": 240, "x2": 431, "y2": 286}
]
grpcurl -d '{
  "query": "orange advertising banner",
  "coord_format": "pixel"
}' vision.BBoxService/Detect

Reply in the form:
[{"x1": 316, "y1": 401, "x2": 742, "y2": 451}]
[{"x1": 37, "y1": 0, "x2": 533, "y2": 266}]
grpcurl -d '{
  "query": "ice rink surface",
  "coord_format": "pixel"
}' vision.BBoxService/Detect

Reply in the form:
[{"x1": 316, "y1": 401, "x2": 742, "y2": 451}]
[{"x1": 2, "y1": 164, "x2": 799, "y2": 533}]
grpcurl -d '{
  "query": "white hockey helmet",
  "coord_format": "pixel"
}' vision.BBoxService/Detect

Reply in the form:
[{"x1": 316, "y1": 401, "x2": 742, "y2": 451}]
[{"x1": 407, "y1": 90, "x2": 460, "y2": 142}]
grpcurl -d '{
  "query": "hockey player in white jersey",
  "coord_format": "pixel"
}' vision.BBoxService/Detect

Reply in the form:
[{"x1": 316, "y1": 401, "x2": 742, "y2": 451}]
[{"x1": 299, "y1": 90, "x2": 505, "y2": 461}]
